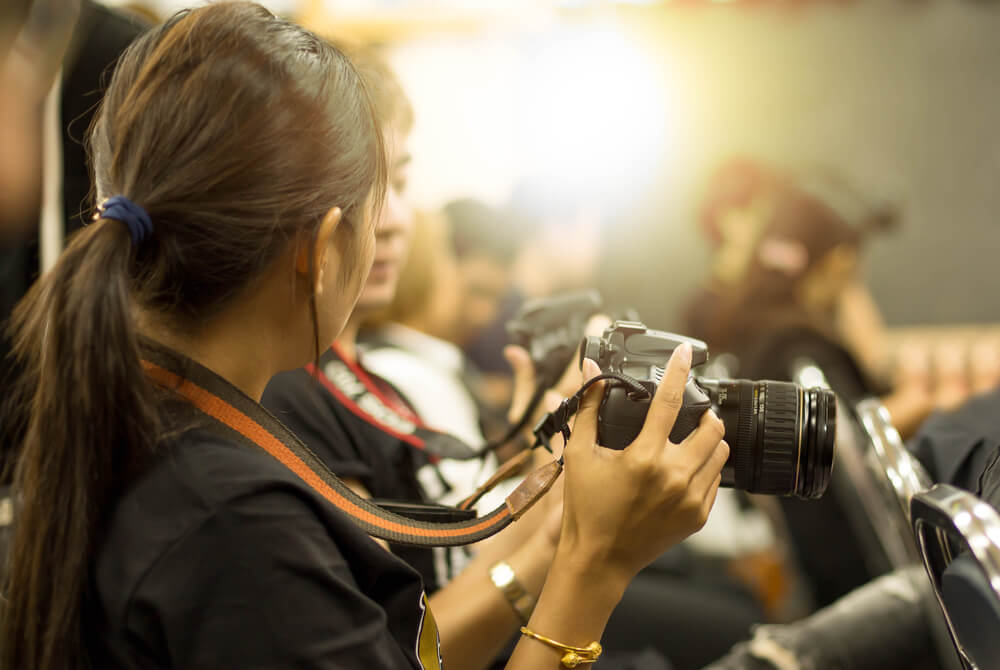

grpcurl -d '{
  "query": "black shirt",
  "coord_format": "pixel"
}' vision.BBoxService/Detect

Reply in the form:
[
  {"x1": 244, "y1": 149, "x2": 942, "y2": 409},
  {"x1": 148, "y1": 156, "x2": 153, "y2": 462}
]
[
  {"x1": 89, "y1": 427, "x2": 442, "y2": 669},
  {"x1": 909, "y1": 386, "x2": 1000, "y2": 503},
  {"x1": 262, "y1": 354, "x2": 443, "y2": 593},
  {"x1": 735, "y1": 324, "x2": 884, "y2": 406}
]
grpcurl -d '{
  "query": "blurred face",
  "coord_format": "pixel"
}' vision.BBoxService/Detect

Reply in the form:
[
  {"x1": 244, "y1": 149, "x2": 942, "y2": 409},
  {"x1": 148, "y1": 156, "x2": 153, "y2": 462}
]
[
  {"x1": 452, "y1": 254, "x2": 511, "y2": 345},
  {"x1": 354, "y1": 125, "x2": 414, "y2": 313}
]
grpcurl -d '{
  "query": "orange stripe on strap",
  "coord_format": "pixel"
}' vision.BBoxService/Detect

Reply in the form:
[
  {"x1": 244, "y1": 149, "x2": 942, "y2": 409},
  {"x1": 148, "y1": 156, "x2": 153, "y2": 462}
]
[{"x1": 143, "y1": 361, "x2": 509, "y2": 538}]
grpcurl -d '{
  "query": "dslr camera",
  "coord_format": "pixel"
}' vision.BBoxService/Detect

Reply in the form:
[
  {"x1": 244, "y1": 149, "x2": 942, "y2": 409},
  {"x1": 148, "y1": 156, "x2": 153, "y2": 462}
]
[
  {"x1": 507, "y1": 290, "x2": 603, "y2": 391},
  {"x1": 582, "y1": 321, "x2": 836, "y2": 499}
]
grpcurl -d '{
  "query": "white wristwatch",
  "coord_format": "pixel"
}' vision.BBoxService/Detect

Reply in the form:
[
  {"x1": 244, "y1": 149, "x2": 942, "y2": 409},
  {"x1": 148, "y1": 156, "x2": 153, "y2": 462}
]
[{"x1": 489, "y1": 561, "x2": 536, "y2": 623}]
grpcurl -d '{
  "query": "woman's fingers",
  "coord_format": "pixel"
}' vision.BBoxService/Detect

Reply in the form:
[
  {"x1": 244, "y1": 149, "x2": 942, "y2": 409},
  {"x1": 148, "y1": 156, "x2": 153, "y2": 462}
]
[
  {"x1": 698, "y1": 473, "x2": 724, "y2": 529},
  {"x1": 680, "y1": 408, "x2": 727, "y2": 485},
  {"x1": 689, "y1": 437, "x2": 729, "y2": 496},
  {"x1": 634, "y1": 342, "x2": 693, "y2": 453}
]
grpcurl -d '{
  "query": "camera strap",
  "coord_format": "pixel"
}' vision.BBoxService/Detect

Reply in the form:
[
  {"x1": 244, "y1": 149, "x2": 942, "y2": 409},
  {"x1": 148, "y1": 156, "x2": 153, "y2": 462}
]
[
  {"x1": 141, "y1": 348, "x2": 562, "y2": 547},
  {"x1": 531, "y1": 373, "x2": 650, "y2": 451},
  {"x1": 142, "y1": 347, "x2": 647, "y2": 546},
  {"x1": 307, "y1": 344, "x2": 481, "y2": 462}
]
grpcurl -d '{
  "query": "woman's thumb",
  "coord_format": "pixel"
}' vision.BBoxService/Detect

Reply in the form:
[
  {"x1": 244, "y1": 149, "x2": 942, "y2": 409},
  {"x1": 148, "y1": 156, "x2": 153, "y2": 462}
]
[
  {"x1": 504, "y1": 345, "x2": 533, "y2": 379},
  {"x1": 505, "y1": 345, "x2": 538, "y2": 418}
]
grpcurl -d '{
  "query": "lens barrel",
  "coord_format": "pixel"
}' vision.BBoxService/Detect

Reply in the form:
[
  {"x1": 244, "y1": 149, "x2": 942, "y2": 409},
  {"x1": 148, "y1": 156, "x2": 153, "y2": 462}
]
[{"x1": 698, "y1": 379, "x2": 836, "y2": 499}]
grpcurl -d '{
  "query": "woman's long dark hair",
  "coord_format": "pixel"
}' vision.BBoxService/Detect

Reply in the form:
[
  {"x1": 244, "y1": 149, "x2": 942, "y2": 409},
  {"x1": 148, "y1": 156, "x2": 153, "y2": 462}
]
[{"x1": 0, "y1": 4, "x2": 386, "y2": 668}]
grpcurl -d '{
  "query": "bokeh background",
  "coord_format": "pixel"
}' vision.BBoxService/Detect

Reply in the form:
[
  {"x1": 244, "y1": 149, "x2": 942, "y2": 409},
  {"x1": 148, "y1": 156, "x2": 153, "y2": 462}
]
[{"x1": 110, "y1": 0, "x2": 1000, "y2": 330}]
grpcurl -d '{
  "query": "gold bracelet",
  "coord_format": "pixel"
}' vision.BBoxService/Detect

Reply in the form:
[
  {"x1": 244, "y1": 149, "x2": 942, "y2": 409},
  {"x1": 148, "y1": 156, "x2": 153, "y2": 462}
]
[{"x1": 519, "y1": 626, "x2": 603, "y2": 668}]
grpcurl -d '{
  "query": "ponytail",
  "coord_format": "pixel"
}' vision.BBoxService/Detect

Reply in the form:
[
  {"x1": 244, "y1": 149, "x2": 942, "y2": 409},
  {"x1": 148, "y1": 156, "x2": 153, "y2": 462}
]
[{"x1": 2, "y1": 219, "x2": 158, "y2": 670}]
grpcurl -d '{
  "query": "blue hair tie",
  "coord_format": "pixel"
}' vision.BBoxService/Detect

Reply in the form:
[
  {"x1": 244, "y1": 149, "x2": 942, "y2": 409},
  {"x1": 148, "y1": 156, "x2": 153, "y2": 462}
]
[{"x1": 98, "y1": 196, "x2": 153, "y2": 245}]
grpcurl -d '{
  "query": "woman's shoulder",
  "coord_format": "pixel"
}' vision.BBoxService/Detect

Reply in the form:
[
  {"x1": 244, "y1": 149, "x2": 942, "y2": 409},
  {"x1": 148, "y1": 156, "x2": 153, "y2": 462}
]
[
  {"x1": 91, "y1": 430, "x2": 431, "y2": 669},
  {"x1": 94, "y1": 429, "x2": 386, "y2": 609},
  {"x1": 151, "y1": 427, "x2": 308, "y2": 505}
]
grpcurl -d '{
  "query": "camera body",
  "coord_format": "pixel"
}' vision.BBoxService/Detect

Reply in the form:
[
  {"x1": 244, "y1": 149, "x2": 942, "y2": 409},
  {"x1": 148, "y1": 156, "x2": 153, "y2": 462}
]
[
  {"x1": 581, "y1": 321, "x2": 713, "y2": 447},
  {"x1": 507, "y1": 290, "x2": 603, "y2": 391},
  {"x1": 582, "y1": 321, "x2": 836, "y2": 499}
]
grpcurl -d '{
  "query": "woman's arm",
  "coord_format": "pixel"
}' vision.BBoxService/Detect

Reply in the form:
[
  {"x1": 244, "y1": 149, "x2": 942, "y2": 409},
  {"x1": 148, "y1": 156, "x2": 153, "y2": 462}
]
[
  {"x1": 505, "y1": 548, "x2": 630, "y2": 669},
  {"x1": 347, "y1": 473, "x2": 562, "y2": 669},
  {"x1": 430, "y1": 522, "x2": 558, "y2": 668}
]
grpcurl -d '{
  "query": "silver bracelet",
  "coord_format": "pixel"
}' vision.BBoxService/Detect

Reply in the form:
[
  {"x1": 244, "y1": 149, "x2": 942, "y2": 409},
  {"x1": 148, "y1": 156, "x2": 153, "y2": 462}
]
[{"x1": 489, "y1": 560, "x2": 536, "y2": 623}]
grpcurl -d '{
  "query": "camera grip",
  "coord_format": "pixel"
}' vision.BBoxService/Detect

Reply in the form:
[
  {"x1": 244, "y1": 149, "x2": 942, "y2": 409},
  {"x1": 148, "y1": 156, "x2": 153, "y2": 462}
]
[
  {"x1": 597, "y1": 385, "x2": 714, "y2": 450},
  {"x1": 668, "y1": 400, "x2": 713, "y2": 444}
]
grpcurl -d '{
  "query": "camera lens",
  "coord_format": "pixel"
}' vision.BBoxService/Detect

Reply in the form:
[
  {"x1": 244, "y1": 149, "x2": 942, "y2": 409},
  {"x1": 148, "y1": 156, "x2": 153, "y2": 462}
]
[{"x1": 696, "y1": 379, "x2": 836, "y2": 499}]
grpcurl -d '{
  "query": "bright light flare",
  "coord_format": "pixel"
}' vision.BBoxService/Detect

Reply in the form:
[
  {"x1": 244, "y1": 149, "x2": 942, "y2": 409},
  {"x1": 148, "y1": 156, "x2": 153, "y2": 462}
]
[{"x1": 517, "y1": 26, "x2": 674, "y2": 199}]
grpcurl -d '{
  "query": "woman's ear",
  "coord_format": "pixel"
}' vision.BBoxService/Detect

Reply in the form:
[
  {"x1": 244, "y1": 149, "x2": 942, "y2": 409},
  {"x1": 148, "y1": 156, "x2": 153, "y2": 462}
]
[{"x1": 295, "y1": 206, "x2": 342, "y2": 296}]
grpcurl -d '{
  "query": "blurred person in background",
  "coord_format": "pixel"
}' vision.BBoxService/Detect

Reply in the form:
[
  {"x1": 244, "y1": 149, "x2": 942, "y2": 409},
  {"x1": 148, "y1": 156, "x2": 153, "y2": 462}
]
[
  {"x1": 690, "y1": 158, "x2": 995, "y2": 424},
  {"x1": 0, "y1": 0, "x2": 80, "y2": 232},
  {"x1": 359, "y1": 206, "x2": 542, "y2": 455},
  {"x1": 444, "y1": 197, "x2": 533, "y2": 407},
  {"x1": 447, "y1": 198, "x2": 528, "y2": 351},
  {"x1": 686, "y1": 158, "x2": 896, "y2": 389},
  {"x1": 359, "y1": 211, "x2": 487, "y2": 449},
  {"x1": 686, "y1": 161, "x2": 932, "y2": 437},
  {"x1": 261, "y1": 47, "x2": 592, "y2": 670},
  {"x1": 683, "y1": 157, "x2": 777, "y2": 342},
  {"x1": 683, "y1": 164, "x2": 934, "y2": 608},
  {"x1": 462, "y1": 183, "x2": 605, "y2": 405}
]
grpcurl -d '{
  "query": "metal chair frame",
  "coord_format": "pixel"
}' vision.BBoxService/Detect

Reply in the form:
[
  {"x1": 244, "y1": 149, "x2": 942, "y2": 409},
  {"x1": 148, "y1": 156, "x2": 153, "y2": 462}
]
[
  {"x1": 794, "y1": 361, "x2": 963, "y2": 669},
  {"x1": 911, "y1": 484, "x2": 1000, "y2": 670},
  {"x1": 855, "y1": 398, "x2": 934, "y2": 519}
]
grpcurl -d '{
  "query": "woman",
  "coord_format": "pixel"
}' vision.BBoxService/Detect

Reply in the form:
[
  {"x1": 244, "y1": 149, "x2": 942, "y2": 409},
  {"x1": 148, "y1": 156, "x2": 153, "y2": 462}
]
[{"x1": 1, "y1": 4, "x2": 728, "y2": 669}]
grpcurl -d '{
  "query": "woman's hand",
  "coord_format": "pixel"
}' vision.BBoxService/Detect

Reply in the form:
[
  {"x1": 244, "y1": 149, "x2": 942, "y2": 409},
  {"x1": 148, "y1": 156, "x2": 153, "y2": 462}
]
[
  {"x1": 504, "y1": 345, "x2": 566, "y2": 427},
  {"x1": 505, "y1": 343, "x2": 728, "y2": 669},
  {"x1": 557, "y1": 342, "x2": 729, "y2": 585}
]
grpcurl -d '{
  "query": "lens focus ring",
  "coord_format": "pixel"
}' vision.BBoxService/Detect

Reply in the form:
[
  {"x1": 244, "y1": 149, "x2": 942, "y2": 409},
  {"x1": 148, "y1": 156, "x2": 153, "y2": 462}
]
[
  {"x1": 733, "y1": 382, "x2": 755, "y2": 490},
  {"x1": 756, "y1": 383, "x2": 799, "y2": 495}
]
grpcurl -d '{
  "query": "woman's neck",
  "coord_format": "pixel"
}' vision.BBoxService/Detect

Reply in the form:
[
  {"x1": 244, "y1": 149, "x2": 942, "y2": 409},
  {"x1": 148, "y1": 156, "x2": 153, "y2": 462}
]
[
  {"x1": 335, "y1": 314, "x2": 362, "y2": 363},
  {"x1": 138, "y1": 308, "x2": 284, "y2": 402}
]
